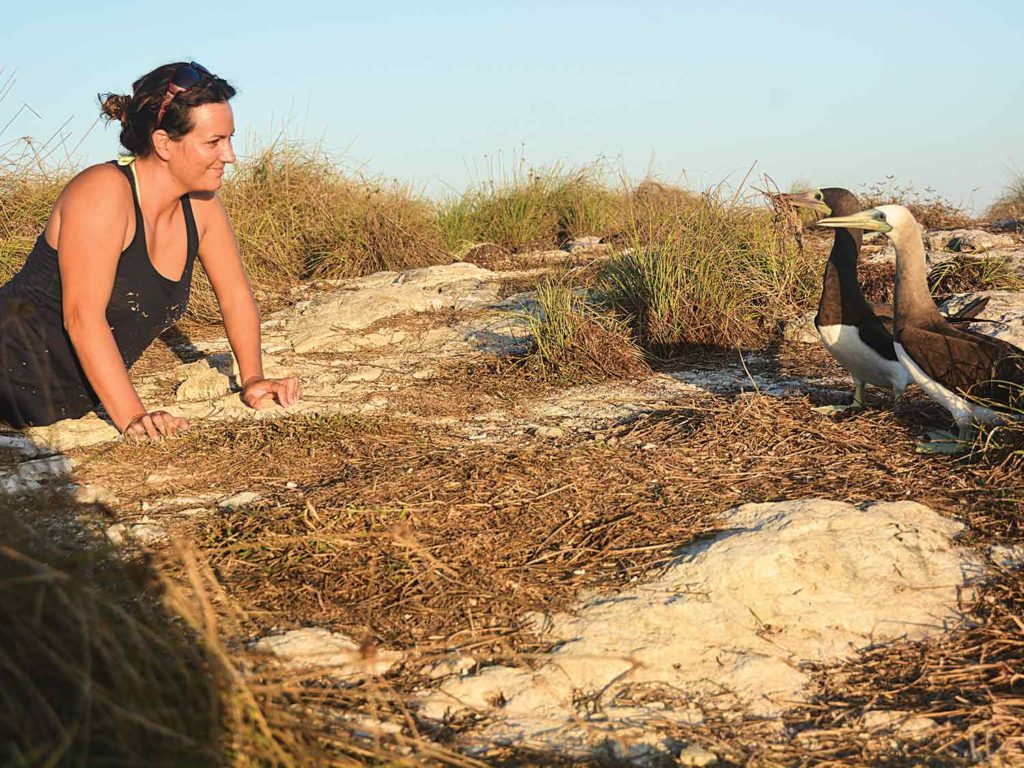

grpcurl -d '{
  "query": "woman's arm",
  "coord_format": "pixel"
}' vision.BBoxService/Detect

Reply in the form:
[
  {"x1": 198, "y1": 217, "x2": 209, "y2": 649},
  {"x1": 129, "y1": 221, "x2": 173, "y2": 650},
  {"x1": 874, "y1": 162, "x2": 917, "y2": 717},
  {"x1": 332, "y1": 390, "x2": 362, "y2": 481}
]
[
  {"x1": 195, "y1": 195, "x2": 300, "y2": 407},
  {"x1": 57, "y1": 165, "x2": 189, "y2": 438}
]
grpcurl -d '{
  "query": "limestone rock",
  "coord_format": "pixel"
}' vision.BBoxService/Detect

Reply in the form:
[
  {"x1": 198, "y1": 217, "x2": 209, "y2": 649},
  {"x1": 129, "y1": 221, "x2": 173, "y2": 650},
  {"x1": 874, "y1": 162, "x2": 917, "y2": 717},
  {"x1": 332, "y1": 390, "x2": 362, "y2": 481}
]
[
  {"x1": 417, "y1": 499, "x2": 977, "y2": 753},
  {"x1": 25, "y1": 416, "x2": 119, "y2": 452},
  {"x1": 175, "y1": 360, "x2": 232, "y2": 402},
  {"x1": 425, "y1": 655, "x2": 476, "y2": 680},
  {"x1": 562, "y1": 236, "x2": 607, "y2": 254},
  {"x1": 677, "y1": 745, "x2": 718, "y2": 767},
  {"x1": 862, "y1": 710, "x2": 939, "y2": 735},
  {"x1": 782, "y1": 311, "x2": 820, "y2": 345},
  {"x1": 74, "y1": 483, "x2": 117, "y2": 505},
  {"x1": 253, "y1": 627, "x2": 402, "y2": 680},
  {"x1": 931, "y1": 229, "x2": 1017, "y2": 253},
  {"x1": 940, "y1": 290, "x2": 1024, "y2": 349},
  {"x1": 0, "y1": 455, "x2": 72, "y2": 494},
  {"x1": 345, "y1": 366, "x2": 383, "y2": 383},
  {"x1": 219, "y1": 491, "x2": 260, "y2": 510},
  {"x1": 286, "y1": 262, "x2": 498, "y2": 353}
]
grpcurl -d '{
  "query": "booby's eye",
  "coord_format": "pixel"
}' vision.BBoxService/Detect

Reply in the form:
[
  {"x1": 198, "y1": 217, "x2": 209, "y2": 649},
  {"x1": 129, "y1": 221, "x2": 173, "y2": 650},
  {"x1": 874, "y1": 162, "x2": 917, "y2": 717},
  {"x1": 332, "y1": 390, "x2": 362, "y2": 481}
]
[{"x1": 814, "y1": 192, "x2": 823, "y2": 201}]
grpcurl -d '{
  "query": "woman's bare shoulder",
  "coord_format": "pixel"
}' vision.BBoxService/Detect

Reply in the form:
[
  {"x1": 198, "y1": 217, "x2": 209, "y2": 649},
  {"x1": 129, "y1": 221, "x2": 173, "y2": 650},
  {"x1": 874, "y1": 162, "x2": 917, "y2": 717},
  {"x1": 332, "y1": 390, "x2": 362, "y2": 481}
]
[{"x1": 59, "y1": 163, "x2": 132, "y2": 205}]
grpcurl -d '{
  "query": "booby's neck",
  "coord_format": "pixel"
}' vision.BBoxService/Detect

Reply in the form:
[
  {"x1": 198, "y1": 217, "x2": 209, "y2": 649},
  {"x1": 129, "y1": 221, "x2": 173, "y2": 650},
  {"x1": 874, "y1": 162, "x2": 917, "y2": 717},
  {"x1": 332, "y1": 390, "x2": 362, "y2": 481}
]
[
  {"x1": 817, "y1": 222, "x2": 872, "y2": 325},
  {"x1": 824, "y1": 227, "x2": 862, "y2": 284},
  {"x1": 892, "y1": 223, "x2": 942, "y2": 330}
]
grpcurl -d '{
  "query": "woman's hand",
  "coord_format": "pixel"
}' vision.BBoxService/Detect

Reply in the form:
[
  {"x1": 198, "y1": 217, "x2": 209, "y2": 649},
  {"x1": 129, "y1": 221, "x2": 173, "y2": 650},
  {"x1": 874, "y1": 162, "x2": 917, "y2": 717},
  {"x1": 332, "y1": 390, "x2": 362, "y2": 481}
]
[
  {"x1": 123, "y1": 411, "x2": 191, "y2": 441},
  {"x1": 241, "y1": 377, "x2": 302, "y2": 410}
]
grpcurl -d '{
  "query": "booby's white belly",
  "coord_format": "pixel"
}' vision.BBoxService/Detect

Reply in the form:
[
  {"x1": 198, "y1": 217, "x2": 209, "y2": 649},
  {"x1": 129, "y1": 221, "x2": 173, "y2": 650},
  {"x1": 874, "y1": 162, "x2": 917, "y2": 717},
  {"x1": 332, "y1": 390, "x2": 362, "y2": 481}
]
[
  {"x1": 894, "y1": 342, "x2": 1005, "y2": 427},
  {"x1": 817, "y1": 324, "x2": 910, "y2": 391}
]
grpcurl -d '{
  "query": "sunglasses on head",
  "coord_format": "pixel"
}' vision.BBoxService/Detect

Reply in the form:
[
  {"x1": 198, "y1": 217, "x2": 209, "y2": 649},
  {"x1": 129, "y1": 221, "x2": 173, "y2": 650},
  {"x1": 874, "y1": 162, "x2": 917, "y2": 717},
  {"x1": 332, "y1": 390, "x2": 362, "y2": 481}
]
[{"x1": 155, "y1": 61, "x2": 211, "y2": 129}]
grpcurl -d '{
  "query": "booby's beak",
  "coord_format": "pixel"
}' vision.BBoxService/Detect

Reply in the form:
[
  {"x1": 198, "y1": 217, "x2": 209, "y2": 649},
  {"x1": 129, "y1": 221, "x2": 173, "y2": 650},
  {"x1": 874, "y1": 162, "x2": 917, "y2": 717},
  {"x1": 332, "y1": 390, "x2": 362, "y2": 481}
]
[
  {"x1": 780, "y1": 190, "x2": 831, "y2": 215},
  {"x1": 815, "y1": 208, "x2": 893, "y2": 233}
]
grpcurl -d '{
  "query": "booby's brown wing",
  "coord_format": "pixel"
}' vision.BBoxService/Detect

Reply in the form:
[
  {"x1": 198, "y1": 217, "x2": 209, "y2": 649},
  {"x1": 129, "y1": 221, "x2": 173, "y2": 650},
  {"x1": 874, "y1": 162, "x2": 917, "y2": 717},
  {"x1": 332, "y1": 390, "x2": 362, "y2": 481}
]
[
  {"x1": 873, "y1": 296, "x2": 990, "y2": 333},
  {"x1": 900, "y1": 324, "x2": 1024, "y2": 411},
  {"x1": 869, "y1": 303, "x2": 895, "y2": 334}
]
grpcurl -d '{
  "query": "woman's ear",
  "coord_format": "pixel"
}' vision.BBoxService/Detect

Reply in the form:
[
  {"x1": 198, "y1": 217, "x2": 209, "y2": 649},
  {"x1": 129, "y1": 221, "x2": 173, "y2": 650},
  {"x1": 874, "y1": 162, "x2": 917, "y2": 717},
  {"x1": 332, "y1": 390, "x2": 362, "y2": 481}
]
[{"x1": 151, "y1": 129, "x2": 173, "y2": 161}]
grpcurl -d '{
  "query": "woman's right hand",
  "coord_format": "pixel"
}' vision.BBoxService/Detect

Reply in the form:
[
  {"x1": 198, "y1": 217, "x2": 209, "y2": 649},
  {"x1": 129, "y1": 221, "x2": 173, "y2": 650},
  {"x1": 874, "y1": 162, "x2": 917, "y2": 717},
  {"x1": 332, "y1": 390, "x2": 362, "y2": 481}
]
[{"x1": 123, "y1": 411, "x2": 191, "y2": 441}]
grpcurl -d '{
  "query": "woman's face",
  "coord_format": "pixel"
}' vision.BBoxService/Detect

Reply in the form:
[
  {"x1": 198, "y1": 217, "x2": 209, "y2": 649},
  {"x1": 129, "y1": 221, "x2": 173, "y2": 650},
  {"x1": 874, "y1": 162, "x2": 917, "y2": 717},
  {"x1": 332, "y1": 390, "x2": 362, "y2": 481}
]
[{"x1": 166, "y1": 101, "x2": 236, "y2": 192}]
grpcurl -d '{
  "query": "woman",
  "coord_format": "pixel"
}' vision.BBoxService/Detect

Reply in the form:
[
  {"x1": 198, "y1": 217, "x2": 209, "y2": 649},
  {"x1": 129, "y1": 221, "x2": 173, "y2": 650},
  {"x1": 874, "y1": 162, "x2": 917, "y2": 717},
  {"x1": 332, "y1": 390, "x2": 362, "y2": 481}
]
[{"x1": 0, "y1": 62, "x2": 300, "y2": 440}]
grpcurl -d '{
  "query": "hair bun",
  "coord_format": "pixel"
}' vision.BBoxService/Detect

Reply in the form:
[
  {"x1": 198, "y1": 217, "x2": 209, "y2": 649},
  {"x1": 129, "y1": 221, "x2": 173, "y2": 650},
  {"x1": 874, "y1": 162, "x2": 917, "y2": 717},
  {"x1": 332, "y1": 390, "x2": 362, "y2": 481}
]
[{"x1": 98, "y1": 93, "x2": 131, "y2": 123}]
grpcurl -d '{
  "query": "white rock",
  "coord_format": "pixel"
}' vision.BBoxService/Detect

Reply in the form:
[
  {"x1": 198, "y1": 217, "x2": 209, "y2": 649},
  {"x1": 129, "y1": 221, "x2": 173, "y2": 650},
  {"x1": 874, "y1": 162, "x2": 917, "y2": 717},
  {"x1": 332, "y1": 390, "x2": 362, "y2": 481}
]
[
  {"x1": 677, "y1": 744, "x2": 718, "y2": 767},
  {"x1": 562, "y1": 236, "x2": 606, "y2": 253},
  {"x1": 253, "y1": 627, "x2": 402, "y2": 680},
  {"x1": 219, "y1": 491, "x2": 260, "y2": 510},
  {"x1": 931, "y1": 229, "x2": 1017, "y2": 253},
  {"x1": 940, "y1": 290, "x2": 1024, "y2": 350},
  {"x1": 287, "y1": 263, "x2": 498, "y2": 353},
  {"x1": 25, "y1": 416, "x2": 119, "y2": 451},
  {"x1": 862, "y1": 710, "x2": 938, "y2": 735},
  {"x1": 425, "y1": 655, "x2": 477, "y2": 680},
  {"x1": 175, "y1": 360, "x2": 232, "y2": 402},
  {"x1": 106, "y1": 523, "x2": 127, "y2": 546},
  {"x1": 412, "y1": 367, "x2": 436, "y2": 380},
  {"x1": 359, "y1": 395, "x2": 389, "y2": 413},
  {"x1": 345, "y1": 366, "x2": 384, "y2": 383},
  {"x1": 990, "y1": 544, "x2": 1024, "y2": 568},
  {"x1": 74, "y1": 484, "x2": 117, "y2": 505},
  {"x1": 418, "y1": 499, "x2": 977, "y2": 754},
  {"x1": 0, "y1": 434, "x2": 46, "y2": 458},
  {"x1": 129, "y1": 522, "x2": 167, "y2": 546},
  {"x1": 535, "y1": 426, "x2": 565, "y2": 439},
  {"x1": 145, "y1": 472, "x2": 173, "y2": 485},
  {"x1": 0, "y1": 455, "x2": 72, "y2": 494},
  {"x1": 782, "y1": 311, "x2": 820, "y2": 345}
]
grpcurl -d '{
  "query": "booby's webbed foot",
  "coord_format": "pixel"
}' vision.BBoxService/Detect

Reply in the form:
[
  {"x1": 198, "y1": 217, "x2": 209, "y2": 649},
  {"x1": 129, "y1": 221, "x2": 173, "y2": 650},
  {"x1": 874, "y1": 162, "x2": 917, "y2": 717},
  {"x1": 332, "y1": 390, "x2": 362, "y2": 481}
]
[
  {"x1": 916, "y1": 429, "x2": 973, "y2": 455},
  {"x1": 812, "y1": 402, "x2": 865, "y2": 416}
]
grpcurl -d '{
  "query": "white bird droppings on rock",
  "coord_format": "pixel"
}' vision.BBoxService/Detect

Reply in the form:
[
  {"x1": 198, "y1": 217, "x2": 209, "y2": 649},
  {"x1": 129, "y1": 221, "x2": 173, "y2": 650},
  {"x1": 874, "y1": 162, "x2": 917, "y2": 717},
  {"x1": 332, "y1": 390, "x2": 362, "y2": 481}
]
[
  {"x1": 253, "y1": 627, "x2": 402, "y2": 680},
  {"x1": 417, "y1": 499, "x2": 979, "y2": 756}
]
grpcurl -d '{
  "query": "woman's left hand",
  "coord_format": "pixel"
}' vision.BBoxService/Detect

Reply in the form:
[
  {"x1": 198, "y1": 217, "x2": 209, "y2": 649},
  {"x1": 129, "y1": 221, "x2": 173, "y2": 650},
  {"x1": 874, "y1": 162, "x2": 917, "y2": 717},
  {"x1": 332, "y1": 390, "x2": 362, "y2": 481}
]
[{"x1": 241, "y1": 377, "x2": 302, "y2": 409}]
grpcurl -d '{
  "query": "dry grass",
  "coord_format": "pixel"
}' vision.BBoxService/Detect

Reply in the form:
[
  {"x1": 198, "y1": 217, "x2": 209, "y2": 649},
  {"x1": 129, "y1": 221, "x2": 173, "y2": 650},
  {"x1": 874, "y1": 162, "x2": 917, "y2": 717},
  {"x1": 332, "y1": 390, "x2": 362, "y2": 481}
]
[
  {"x1": 65, "y1": 385, "x2": 1023, "y2": 765},
  {"x1": 195, "y1": 140, "x2": 450, "y2": 323},
  {"x1": 517, "y1": 275, "x2": 649, "y2": 383},
  {"x1": 0, "y1": 493, "x2": 226, "y2": 767},
  {"x1": 600, "y1": 188, "x2": 818, "y2": 352},
  {"x1": 662, "y1": 564, "x2": 1024, "y2": 767},
  {"x1": 987, "y1": 171, "x2": 1024, "y2": 222},
  {"x1": 861, "y1": 178, "x2": 975, "y2": 230},
  {"x1": 437, "y1": 161, "x2": 628, "y2": 255},
  {"x1": 927, "y1": 253, "x2": 1024, "y2": 297},
  {"x1": 0, "y1": 151, "x2": 69, "y2": 283}
]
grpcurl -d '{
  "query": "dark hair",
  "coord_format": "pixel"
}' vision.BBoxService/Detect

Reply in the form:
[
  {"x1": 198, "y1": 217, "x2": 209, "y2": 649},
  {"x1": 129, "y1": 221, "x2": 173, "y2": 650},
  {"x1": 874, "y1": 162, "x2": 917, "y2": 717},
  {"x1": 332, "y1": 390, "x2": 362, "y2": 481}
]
[{"x1": 98, "y1": 62, "x2": 236, "y2": 157}]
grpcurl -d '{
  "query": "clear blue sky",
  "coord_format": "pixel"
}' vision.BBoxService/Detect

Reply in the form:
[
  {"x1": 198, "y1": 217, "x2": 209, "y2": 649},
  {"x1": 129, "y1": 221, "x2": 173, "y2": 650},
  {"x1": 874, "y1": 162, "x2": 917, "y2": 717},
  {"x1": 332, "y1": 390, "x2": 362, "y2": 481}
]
[{"x1": 3, "y1": 1, "x2": 1023, "y2": 211}]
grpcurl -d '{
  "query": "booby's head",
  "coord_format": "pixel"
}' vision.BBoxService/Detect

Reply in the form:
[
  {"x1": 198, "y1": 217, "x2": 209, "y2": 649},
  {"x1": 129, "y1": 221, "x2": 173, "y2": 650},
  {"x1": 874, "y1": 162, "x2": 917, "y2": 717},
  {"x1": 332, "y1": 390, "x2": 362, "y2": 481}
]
[
  {"x1": 780, "y1": 187, "x2": 862, "y2": 218},
  {"x1": 816, "y1": 203, "x2": 919, "y2": 235}
]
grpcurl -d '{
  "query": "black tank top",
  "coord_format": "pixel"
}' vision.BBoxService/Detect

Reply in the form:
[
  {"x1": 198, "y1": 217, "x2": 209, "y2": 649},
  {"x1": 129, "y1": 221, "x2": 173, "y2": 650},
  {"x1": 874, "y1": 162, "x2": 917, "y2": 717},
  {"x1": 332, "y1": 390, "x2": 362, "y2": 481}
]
[{"x1": 0, "y1": 160, "x2": 199, "y2": 428}]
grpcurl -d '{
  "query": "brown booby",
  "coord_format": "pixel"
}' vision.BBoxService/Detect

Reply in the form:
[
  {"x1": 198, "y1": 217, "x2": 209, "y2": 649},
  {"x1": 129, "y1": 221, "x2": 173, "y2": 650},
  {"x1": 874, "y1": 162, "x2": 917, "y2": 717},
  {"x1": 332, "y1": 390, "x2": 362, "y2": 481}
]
[
  {"x1": 782, "y1": 188, "x2": 987, "y2": 414},
  {"x1": 816, "y1": 204, "x2": 1024, "y2": 451}
]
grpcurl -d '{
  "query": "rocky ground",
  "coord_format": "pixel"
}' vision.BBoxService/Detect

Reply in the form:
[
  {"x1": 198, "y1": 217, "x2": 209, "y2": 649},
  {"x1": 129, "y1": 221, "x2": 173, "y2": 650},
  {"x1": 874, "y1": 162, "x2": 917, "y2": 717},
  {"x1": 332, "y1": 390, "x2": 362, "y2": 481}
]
[{"x1": 3, "y1": 231, "x2": 1024, "y2": 766}]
